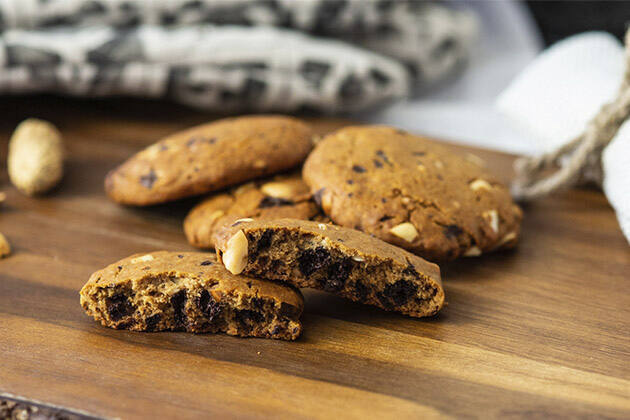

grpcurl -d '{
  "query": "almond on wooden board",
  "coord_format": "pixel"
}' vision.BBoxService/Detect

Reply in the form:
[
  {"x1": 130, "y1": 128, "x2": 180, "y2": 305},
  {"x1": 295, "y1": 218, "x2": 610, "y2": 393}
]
[{"x1": 8, "y1": 118, "x2": 64, "y2": 196}]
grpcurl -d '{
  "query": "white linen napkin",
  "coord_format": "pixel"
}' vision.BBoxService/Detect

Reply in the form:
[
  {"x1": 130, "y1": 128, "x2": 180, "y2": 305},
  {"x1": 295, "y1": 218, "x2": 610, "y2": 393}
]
[
  {"x1": 496, "y1": 32, "x2": 630, "y2": 243},
  {"x1": 603, "y1": 122, "x2": 630, "y2": 243}
]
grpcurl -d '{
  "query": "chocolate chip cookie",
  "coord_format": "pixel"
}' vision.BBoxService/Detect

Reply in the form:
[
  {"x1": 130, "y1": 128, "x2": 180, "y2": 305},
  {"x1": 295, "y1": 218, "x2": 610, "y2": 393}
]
[
  {"x1": 303, "y1": 125, "x2": 522, "y2": 261},
  {"x1": 214, "y1": 219, "x2": 444, "y2": 318},
  {"x1": 80, "y1": 251, "x2": 303, "y2": 340},
  {"x1": 105, "y1": 115, "x2": 313, "y2": 206},
  {"x1": 184, "y1": 171, "x2": 323, "y2": 249}
]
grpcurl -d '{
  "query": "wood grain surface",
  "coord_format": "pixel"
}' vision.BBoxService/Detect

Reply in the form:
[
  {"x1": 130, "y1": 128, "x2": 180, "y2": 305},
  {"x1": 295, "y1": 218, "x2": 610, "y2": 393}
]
[{"x1": 0, "y1": 97, "x2": 629, "y2": 419}]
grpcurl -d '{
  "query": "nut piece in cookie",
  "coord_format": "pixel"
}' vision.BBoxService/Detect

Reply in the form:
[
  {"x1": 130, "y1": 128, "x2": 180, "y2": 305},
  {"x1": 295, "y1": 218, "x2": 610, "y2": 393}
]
[
  {"x1": 79, "y1": 252, "x2": 304, "y2": 340},
  {"x1": 222, "y1": 230, "x2": 248, "y2": 274},
  {"x1": 184, "y1": 171, "x2": 322, "y2": 248},
  {"x1": 105, "y1": 115, "x2": 314, "y2": 206},
  {"x1": 303, "y1": 125, "x2": 522, "y2": 261},
  {"x1": 214, "y1": 219, "x2": 444, "y2": 318}
]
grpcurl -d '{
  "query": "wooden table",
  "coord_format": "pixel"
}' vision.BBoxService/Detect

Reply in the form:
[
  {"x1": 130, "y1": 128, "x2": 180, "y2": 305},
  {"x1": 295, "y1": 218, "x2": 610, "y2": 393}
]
[{"x1": 1, "y1": 97, "x2": 629, "y2": 419}]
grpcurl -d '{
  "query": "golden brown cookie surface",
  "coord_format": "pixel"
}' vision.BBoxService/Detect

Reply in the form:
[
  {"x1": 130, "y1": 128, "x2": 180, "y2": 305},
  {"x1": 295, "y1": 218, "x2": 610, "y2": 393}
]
[
  {"x1": 303, "y1": 126, "x2": 522, "y2": 261},
  {"x1": 214, "y1": 218, "x2": 444, "y2": 318},
  {"x1": 80, "y1": 251, "x2": 303, "y2": 340},
  {"x1": 105, "y1": 115, "x2": 313, "y2": 206},
  {"x1": 184, "y1": 171, "x2": 323, "y2": 248}
]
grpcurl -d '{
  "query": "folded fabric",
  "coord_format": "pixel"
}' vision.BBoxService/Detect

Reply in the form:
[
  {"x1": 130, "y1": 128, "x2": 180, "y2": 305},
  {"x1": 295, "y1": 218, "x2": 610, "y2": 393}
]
[
  {"x1": 603, "y1": 123, "x2": 630, "y2": 243},
  {"x1": 497, "y1": 32, "x2": 625, "y2": 154},
  {"x1": 0, "y1": 25, "x2": 409, "y2": 112},
  {"x1": 0, "y1": 0, "x2": 477, "y2": 87},
  {"x1": 497, "y1": 32, "x2": 630, "y2": 243}
]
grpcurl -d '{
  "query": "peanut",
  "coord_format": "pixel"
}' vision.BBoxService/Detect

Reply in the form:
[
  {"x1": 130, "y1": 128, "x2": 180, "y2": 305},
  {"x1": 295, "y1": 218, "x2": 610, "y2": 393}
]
[
  {"x1": 131, "y1": 254, "x2": 154, "y2": 264},
  {"x1": 389, "y1": 222, "x2": 419, "y2": 242},
  {"x1": 8, "y1": 119, "x2": 64, "y2": 196},
  {"x1": 463, "y1": 246, "x2": 482, "y2": 257},
  {"x1": 483, "y1": 210, "x2": 499, "y2": 234},
  {"x1": 222, "y1": 230, "x2": 248, "y2": 274},
  {"x1": 469, "y1": 179, "x2": 492, "y2": 192},
  {"x1": 260, "y1": 182, "x2": 294, "y2": 200},
  {"x1": 497, "y1": 231, "x2": 517, "y2": 246}
]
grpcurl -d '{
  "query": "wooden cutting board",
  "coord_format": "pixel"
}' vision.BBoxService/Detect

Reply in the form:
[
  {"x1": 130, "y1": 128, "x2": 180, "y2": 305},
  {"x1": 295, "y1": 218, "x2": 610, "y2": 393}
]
[{"x1": 0, "y1": 97, "x2": 628, "y2": 419}]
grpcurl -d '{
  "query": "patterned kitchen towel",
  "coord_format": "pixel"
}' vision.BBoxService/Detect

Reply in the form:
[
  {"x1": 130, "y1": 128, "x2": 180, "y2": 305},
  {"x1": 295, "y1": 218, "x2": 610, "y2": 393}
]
[
  {"x1": 0, "y1": 0, "x2": 477, "y2": 112},
  {"x1": 0, "y1": 25, "x2": 410, "y2": 112}
]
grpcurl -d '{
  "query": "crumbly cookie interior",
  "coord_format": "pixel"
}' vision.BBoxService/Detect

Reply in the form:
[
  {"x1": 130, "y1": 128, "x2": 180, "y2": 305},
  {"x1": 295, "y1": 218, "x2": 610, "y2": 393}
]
[
  {"x1": 80, "y1": 275, "x2": 302, "y2": 340},
  {"x1": 223, "y1": 228, "x2": 443, "y2": 318}
]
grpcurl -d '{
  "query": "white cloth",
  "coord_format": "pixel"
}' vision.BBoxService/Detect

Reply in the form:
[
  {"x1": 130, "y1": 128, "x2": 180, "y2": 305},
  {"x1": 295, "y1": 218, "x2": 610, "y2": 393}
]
[
  {"x1": 496, "y1": 32, "x2": 630, "y2": 243},
  {"x1": 603, "y1": 123, "x2": 630, "y2": 244},
  {"x1": 496, "y1": 32, "x2": 625, "y2": 153}
]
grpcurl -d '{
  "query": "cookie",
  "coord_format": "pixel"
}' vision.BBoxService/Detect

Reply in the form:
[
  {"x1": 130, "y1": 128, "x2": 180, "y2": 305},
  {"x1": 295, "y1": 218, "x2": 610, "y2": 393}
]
[
  {"x1": 214, "y1": 219, "x2": 444, "y2": 318},
  {"x1": 184, "y1": 171, "x2": 324, "y2": 248},
  {"x1": 302, "y1": 125, "x2": 523, "y2": 261},
  {"x1": 105, "y1": 115, "x2": 313, "y2": 206},
  {"x1": 80, "y1": 251, "x2": 303, "y2": 340}
]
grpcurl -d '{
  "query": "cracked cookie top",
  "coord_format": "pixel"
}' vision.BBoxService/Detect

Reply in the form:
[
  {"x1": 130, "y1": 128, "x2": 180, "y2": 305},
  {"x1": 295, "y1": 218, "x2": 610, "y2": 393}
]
[{"x1": 302, "y1": 125, "x2": 522, "y2": 261}]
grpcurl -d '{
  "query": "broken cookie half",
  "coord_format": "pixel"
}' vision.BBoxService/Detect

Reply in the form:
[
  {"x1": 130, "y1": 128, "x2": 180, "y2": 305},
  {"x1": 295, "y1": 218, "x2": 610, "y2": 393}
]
[
  {"x1": 80, "y1": 251, "x2": 303, "y2": 340},
  {"x1": 214, "y1": 219, "x2": 444, "y2": 318}
]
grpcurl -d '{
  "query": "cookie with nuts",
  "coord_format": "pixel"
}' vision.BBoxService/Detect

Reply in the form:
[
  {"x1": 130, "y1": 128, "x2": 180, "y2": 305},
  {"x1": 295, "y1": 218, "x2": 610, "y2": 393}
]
[
  {"x1": 105, "y1": 115, "x2": 313, "y2": 206},
  {"x1": 80, "y1": 251, "x2": 304, "y2": 340},
  {"x1": 184, "y1": 171, "x2": 324, "y2": 249},
  {"x1": 302, "y1": 125, "x2": 522, "y2": 261},
  {"x1": 214, "y1": 219, "x2": 444, "y2": 318}
]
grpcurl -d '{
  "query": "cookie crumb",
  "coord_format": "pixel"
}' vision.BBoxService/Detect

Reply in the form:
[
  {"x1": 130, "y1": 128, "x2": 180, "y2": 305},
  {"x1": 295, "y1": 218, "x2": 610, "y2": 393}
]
[{"x1": 0, "y1": 233, "x2": 11, "y2": 258}]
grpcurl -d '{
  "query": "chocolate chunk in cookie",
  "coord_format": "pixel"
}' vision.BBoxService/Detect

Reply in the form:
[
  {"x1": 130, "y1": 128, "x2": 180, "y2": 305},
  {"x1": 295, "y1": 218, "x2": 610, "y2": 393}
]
[
  {"x1": 214, "y1": 219, "x2": 444, "y2": 318},
  {"x1": 303, "y1": 125, "x2": 522, "y2": 261},
  {"x1": 105, "y1": 115, "x2": 313, "y2": 206},
  {"x1": 80, "y1": 251, "x2": 303, "y2": 340}
]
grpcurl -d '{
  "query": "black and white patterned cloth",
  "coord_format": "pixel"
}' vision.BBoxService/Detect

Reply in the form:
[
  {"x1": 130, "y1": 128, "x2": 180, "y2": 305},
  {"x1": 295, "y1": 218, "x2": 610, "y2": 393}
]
[{"x1": 0, "y1": 0, "x2": 478, "y2": 113}]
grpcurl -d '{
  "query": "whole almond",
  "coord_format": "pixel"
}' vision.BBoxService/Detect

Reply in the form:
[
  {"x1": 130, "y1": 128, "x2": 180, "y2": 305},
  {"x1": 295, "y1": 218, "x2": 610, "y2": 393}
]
[{"x1": 8, "y1": 118, "x2": 64, "y2": 196}]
